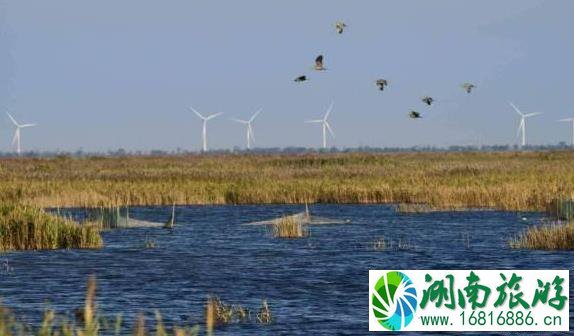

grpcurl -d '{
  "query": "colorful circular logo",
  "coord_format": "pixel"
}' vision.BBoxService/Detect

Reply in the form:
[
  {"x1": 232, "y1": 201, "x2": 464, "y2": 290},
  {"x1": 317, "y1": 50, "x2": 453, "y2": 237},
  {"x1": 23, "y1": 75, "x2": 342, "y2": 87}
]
[{"x1": 371, "y1": 271, "x2": 418, "y2": 331}]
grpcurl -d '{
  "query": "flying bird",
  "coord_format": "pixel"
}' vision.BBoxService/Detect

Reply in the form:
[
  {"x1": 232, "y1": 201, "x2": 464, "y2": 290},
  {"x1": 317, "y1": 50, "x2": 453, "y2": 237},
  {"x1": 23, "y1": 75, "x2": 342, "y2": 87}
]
[
  {"x1": 409, "y1": 111, "x2": 422, "y2": 119},
  {"x1": 421, "y1": 96, "x2": 434, "y2": 106},
  {"x1": 294, "y1": 75, "x2": 307, "y2": 82},
  {"x1": 462, "y1": 83, "x2": 475, "y2": 94},
  {"x1": 375, "y1": 79, "x2": 388, "y2": 91},
  {"x1": 314, "y1": 55, "x2": 326, "y2": 71},
  {"x1": 335, "y1": 21, "x2": 347, "y2": 34}
]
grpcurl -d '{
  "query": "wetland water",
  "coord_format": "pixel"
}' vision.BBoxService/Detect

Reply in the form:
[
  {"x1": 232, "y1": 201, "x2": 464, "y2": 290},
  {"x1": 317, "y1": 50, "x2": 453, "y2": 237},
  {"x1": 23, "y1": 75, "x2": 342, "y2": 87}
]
[{"x1": 0, "y1": 205, "x2": 572, "y2": 335}]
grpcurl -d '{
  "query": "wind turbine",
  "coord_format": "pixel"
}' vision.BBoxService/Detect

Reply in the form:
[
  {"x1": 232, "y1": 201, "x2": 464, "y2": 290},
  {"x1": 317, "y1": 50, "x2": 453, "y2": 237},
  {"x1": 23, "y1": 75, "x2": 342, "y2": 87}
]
[
  {"x1": 190, "y1": 106, "x2": 223, "y2": 152},
  {"x1": 509, "y1": 102, "x2": 541, "y2": 147},
  {"x1": 557, "y1": 117, "x2": 574, "y2": 146},
  {"x1": 305, "y1": 101, "x2": 335, "y2": 149},
  {"x1": 7, "y1": 113, "x2": 36, "y2": 155},
  {"x1": 231, "y1": 109, "x2": 262, "y2": 150}
]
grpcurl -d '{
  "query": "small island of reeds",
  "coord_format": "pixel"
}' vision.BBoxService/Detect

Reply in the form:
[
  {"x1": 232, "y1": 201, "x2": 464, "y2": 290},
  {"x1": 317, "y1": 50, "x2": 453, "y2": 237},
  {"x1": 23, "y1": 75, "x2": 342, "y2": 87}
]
[
  {"x1": 0, "y1": 204, "x2": 102, "y2": 251},
  {"x1": 511, "y1": 221, "x2": 574, "y2": 250}
]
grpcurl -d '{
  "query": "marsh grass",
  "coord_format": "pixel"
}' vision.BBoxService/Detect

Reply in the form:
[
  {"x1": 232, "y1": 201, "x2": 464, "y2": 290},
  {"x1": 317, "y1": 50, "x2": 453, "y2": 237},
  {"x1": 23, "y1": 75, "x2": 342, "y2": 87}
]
[
  {"x1": 396, "y1": 203, "x2": 439, "y2": 213},
  {"x1": 372, "y1": 238, "x2": 386, "y2": 251},
  {"x1": 1, "y1": 152, "x2": 573, "y2": 211},
  {"x1": 256, "y1": 300, "x2": 271, "y2": 325},
  {"x1": 0, "y1": 276, "x2": 204, "y2": 335},
  {"x1": 546, "y1": 198, "x2": 574, "y2": 220},
  {"x1": 270, "y1": 216, "x2": 309, "y2": 238},
  {"x1": 0, "y1": 204, "x2": 102, "y2": 251},
  {"x1": 205, "y1": 297, "x2": 247, "y2": 326},
  {"x1": 511, "y1": 221, "x2": 574, "y2": 250}
]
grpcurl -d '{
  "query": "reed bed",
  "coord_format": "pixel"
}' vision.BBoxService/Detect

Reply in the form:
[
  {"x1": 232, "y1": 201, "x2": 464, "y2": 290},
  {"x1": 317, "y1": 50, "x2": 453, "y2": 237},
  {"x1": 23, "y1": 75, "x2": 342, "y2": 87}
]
[
  {"x1": 0, "y1": 151, "x2": 573, "y2": 211},
  {"x1": 270, "y1": 216, "x2": 309, "y2": 238},
  {"x1": 510, "y1": 221, "x2": 574, "y2": 250},
  {"x1": 0, "y1": 204, "x2": 102, "y2": 251}
]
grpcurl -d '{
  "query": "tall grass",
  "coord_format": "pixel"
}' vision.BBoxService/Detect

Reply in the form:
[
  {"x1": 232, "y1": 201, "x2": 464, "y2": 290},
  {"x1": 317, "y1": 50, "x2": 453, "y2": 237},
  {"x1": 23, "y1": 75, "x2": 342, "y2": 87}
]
[
  {"x1": 0, "y1": 151, "x2": 573, "y2": 210},
  {"x1": 0, "y1": 204, "x2": 102, "y2": 251},
  {"x1": 511, "y1": 221, "x2": 574, "y2": 250},
  {"x1": 270, "y1": 216, "x2": 309, "y2": 238}
]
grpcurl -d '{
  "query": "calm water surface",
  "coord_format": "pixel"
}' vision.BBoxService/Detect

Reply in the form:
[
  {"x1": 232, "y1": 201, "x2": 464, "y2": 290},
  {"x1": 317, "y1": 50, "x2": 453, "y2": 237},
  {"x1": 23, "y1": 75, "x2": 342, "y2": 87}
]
[{"x1": 0, "y1": 205, "x2": 572, "y2": 335}]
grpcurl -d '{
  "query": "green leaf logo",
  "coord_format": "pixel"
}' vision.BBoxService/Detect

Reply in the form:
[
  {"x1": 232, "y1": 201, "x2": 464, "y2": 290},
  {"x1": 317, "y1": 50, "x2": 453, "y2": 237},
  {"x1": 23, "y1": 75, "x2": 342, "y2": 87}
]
[{"x1": 371, "y1": 271, "x2": 418, "y2": 330}]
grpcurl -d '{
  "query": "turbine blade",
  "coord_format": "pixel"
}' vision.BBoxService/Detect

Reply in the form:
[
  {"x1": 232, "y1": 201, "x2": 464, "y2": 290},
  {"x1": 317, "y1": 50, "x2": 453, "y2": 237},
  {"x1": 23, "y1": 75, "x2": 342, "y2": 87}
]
[
  {"x1": 19, "y1": 123, "x2": 37, "y2": 128},
  {"x1": 249, "y1": 109, "x2": 262, "y2": 123},
  {"x1": 509, "y1": 102, "x2": 523, "y2": 116},
  {"x1": 231, "y1": 118, "x2": 248, "y2": 124},
  {"x1": 324, "y1": 101, "x2": 334, "y2": 120},
  {"x1": 6, "y1": 112, "x2": 19, "y2": 127},
  {"x1": 325, "y1": 121, "x2": 335, "y2": 137},
  {"x1": 190, "y1": 107, "x2": 205, "y2": 120},
  {"x1": 557, "y1": 118, "x2": 574, "y2": 122},
  {"x1": 11, "y1": 131, "x2": 18, "y2": 145},
  {"x1": 305, "y1": 120, "x2": 323, "y2": 123},
  {"x1": 524, "y1": 112, "x2": 541, "y2": 118},
  {"x1": 206, "y1": 112, "x2": 223, "y2": 120}
]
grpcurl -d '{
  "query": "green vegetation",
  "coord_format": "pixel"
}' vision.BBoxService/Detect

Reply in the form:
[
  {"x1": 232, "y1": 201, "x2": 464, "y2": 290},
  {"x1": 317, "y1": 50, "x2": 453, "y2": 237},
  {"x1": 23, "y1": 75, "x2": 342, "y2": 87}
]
[
  {"x1": 511, "y1": 221, "x2": 574, "y2": 250},
  {"x1": 0, "y1": 204, "x2": 102, "y2": 251},
  {"x1": 1, "y1": 151, "x2": 572, "y2": 211}
]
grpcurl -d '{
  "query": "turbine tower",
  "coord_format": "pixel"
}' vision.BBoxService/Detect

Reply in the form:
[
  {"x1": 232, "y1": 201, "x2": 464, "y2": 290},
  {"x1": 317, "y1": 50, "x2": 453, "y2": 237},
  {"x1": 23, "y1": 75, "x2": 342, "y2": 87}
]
[
  {"x1": 231, "y1": 109, "x2": 262, "y2": 150},
  {"x1": 190, "y1": 107, "x2": 223, "y2": 152},
  {"x1": 7, "y1": 113, "x2": 36, "y2": 155},
  {"x1": 305, "y1": 101, "x2": 335, "y2": 149},
  {"x1": 509, "y1": 102, "x2": 541, "y2": 147},
  {"x1": 557, "y1": 117, "x2": 574, "y2": 146}
]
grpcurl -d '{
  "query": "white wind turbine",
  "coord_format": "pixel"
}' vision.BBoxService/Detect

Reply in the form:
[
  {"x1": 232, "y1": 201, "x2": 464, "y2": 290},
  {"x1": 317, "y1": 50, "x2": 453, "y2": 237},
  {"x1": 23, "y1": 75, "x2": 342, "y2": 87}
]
[
  {"x1": 557, "y1": 117, "x2": 574, "y2": 146},
  {"x1": 509, "y1": 102, "x2": 541, "y2": 147},
  {"x1": 305, "y1": 101, "x2": 335, "y2": 149},
  {"x1": 7, "y1": 113, "x2": 36, "y2": 155},
  {"x1": 190, "y1": 106, "x2": 223, "y2": 152},
  {"x1": 231, "y1": 109, "x2": 262, "y2": 150}
]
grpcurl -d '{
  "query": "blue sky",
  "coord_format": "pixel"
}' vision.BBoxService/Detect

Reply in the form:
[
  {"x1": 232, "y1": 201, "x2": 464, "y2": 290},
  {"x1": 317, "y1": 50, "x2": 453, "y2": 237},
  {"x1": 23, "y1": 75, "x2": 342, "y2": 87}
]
[{"x1": 0, "y1": 0, "x2": 573, "y2": 151}]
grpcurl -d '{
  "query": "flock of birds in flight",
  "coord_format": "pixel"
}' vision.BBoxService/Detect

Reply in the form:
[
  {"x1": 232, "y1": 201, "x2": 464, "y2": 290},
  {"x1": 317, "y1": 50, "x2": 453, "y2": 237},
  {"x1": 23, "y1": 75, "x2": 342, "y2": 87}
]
[{"x1": 293, "y1": 21, "x2": 476, "y2": 120}]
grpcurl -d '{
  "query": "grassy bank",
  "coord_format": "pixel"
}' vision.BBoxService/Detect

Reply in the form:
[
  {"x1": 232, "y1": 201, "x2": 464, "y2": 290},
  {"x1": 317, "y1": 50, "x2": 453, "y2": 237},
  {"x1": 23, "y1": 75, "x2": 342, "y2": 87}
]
[
  {"x1": 0, "y1": 151, "x2": 573, "y2": 210},
  {"x1": 0, "y1": 204, "x2": 102, "y2": 251}
]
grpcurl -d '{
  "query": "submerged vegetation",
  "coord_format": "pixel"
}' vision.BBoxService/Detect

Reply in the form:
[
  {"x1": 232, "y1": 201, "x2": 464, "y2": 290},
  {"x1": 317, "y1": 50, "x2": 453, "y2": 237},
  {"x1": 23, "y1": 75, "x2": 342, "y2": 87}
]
[
  {"x1": 0, "y1": 204, "x2": 102, "y2": 251},
  {"x1": 0, "y1": 276, "x2": 200, "y2": 335},
  {"x1": 0, "y1": 276, "x2": 271, "y2": 335},
  {"x1": 511, "y1": 221, "x2": 574, "y2": 250},
  {"x1": 0, "y1": 151, "x2": 572, "y2": 211}
]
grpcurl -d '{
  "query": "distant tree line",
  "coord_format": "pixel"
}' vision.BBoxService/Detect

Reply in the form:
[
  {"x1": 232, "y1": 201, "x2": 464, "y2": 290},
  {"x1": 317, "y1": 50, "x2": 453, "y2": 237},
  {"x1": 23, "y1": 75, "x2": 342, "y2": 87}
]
[{"x1": 0, "y1": 142, "x2": 572, "y2": 158}]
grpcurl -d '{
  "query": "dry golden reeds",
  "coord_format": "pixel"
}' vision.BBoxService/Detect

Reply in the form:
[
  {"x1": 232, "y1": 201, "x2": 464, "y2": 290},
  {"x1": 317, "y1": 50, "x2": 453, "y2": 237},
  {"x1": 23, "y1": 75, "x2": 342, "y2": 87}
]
[
  {"x1": 1, "y1": 151, "x2": 573, "y2": 211},
  {"x1": 0, "y1": 276, "x2": 205, "y2": 335},
  {"x1": 0, "y1": 204, "x2": 102, "y2": 251},
  {"x1": 270, "y1": 216, "x2": 309, "y2": 238},
  {"x1": 511, "y1": 221, "x2": 574, "y2": 250}
]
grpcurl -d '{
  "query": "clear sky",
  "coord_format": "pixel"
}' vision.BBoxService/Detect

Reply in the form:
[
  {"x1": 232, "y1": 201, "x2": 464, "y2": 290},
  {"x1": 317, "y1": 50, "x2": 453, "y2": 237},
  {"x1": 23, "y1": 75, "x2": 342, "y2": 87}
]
[{"x1": 0, "y1": 0, "x2": 573, "y2": 152}]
